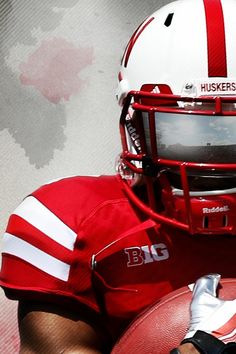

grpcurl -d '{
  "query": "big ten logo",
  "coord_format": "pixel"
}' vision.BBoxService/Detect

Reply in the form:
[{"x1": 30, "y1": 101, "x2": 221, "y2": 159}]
[{"x1": 124, "y1": 243, "x2": 169, "y2": 267}]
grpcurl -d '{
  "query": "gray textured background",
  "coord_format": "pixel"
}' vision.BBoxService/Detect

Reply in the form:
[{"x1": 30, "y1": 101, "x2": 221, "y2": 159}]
[{"x1": 0, "y1": 1, "x2": 171, "y2": 352}]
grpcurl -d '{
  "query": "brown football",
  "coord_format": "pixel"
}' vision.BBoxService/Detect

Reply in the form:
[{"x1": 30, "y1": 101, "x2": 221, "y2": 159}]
[{"x1": 111, "y1": 278, "x2": 236, "y2": 354}]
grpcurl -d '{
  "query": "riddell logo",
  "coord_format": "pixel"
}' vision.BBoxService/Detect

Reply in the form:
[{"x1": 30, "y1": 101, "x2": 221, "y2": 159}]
[
  {"x1": 126, "y1": 122, "x2": 141, "y2": 152},
  {"x1": 202, "y1": 205, "x2": 229, "y2": 214}
]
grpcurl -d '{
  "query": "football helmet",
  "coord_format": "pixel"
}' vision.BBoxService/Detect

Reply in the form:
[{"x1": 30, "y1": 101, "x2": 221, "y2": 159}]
[{"x1": 116, "y1": 0, "x2": 236, "y2": 235}]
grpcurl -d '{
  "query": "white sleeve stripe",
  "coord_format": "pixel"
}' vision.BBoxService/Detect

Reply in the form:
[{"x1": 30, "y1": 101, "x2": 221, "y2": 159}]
[
  {"x1": 13, "y1": 196, "x2": 77, "y2": 250},
  {"x1": 2, "y1": 233, "x2": 70, "y2": 281}
]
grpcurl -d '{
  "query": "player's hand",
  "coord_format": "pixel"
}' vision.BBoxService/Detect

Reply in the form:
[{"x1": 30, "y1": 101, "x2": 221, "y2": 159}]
[{"x1": 184, "y1": 274, "x2": 236, "y2": 344}]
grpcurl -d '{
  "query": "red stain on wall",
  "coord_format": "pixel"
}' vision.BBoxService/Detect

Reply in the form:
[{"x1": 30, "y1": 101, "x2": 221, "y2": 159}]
[{"x1": 19, "y1": 38, "x2": 94, "y2": 103}]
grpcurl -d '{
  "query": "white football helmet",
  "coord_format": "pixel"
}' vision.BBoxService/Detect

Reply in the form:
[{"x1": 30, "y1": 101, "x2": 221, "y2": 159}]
[{"x1": 116, "y1": 0, "x2": 236, "y2": 235}]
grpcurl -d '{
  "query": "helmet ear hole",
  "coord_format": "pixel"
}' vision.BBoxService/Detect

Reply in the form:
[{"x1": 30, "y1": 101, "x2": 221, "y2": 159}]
[{"x1": 164, "y1": 13, "x2": 174, "y2": 27}]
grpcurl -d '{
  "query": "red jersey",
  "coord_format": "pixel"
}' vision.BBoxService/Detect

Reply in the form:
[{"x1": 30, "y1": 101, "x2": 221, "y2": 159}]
[{"x1": 0, "y1": 175, "x2": 236, "y2": 338}]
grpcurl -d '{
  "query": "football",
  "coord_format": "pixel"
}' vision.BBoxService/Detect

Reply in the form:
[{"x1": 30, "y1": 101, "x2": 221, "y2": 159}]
[{"x1": 111, "y1": 278, "x2": 236, "y2": 354}]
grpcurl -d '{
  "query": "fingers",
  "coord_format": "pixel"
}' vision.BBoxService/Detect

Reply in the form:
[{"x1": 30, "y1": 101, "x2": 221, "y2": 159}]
[
  {"x1": 186, "y1": 274, "x2": 236, "y2": 341},
  {"x1": 193, "y1": 273, "x2": 221, "y2": 298}
]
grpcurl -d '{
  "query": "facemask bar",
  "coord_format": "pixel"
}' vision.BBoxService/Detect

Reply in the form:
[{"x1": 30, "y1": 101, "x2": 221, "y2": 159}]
[{"x1": 119, "y1": 90, "x2": 236, "y2": 235}]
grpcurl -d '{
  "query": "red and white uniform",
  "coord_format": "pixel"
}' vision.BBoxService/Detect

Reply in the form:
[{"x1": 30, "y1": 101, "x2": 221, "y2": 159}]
[{"x1": 0, "y1": 175, "x2": 236, "y2": 338}]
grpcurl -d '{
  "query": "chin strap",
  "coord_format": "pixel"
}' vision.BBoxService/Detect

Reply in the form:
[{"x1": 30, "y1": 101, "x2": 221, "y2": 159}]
[{"x1": 119, "y1": 176, "x2": 190, "y2": 232}]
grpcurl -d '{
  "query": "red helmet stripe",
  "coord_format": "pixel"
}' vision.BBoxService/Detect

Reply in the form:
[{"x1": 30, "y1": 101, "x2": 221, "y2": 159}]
[
  {"x1": 203, "y1": 0, "x2": 227, "y2": 77},
  {"x1": 123, "y1": 17, "x2": 154, "y2": 68}
]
